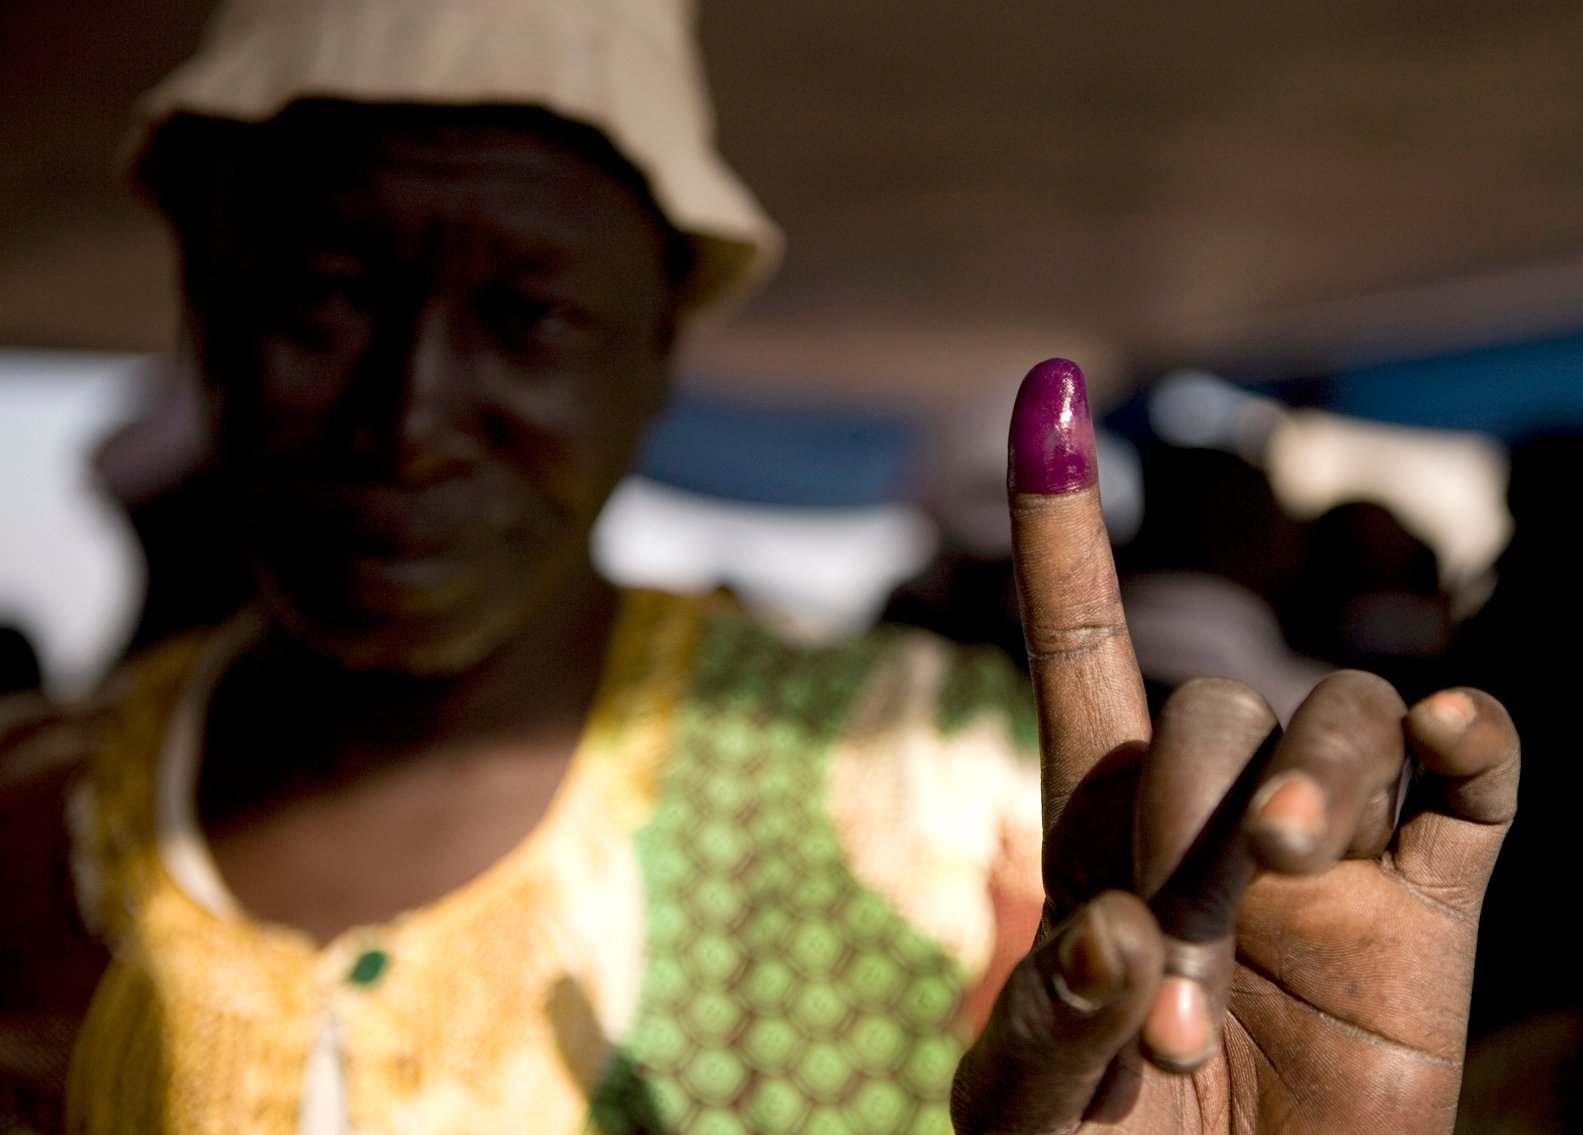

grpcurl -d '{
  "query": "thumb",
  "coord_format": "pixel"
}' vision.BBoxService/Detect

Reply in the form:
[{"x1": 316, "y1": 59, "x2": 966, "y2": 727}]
[{"x1": 952, "y1": 891, "x2": 1165, "y2": 1135}]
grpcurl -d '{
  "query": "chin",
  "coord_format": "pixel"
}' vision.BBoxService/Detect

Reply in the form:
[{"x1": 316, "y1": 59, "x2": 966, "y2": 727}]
[
  {"x1": 254, "y1": 563, "x2": 545, "y2": 678},
  {"x1": 314, "y1": 619, "x2": 512, "y2": 676}
]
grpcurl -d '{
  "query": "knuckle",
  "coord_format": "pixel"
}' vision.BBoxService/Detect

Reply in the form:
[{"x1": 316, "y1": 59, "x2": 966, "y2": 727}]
[
  {"x1": 1164, "y1": 677, "x2": 1276, "y2": 724},
  {"x1": 1023, "y1": 617, "x2": 1128, "y2": 664},
  {"x1": 1306, "y1": 668, "x2": 1404, "y2": 713},
  {"x1": 1152, "y1": 679, "x2": 1278, "y2": 766},
  {"x1": 1289, "y1": 670, "x2": 1408, "y2": 763}
]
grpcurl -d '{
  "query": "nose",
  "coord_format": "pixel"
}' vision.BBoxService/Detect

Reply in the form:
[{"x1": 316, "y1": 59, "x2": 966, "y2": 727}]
[
  {"x1": 396, "y1": 297, "x2": 456, "y2": 472},
  {"x1": 356, "y1": 293, "x2": 475, "y2": 481}
]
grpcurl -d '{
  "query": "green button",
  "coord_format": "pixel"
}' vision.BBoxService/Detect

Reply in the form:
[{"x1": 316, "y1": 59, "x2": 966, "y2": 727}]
[{"x1": 348, "y1": 948, "x2": 389, "y2": 986}]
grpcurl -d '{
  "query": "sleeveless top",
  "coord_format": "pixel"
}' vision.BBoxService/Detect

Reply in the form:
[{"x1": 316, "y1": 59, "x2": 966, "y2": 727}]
[{"x1": 66, "y1": 590, "x2": 1043, "y2": 1134}]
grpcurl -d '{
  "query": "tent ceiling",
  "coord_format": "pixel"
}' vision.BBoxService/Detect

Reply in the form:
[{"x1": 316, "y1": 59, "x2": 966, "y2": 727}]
[{"x1": 3, "y1": 1, "x2": 1581, "y2": 409}]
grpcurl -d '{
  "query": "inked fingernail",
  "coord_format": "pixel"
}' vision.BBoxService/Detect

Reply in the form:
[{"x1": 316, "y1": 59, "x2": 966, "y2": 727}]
[
  {"x1": 1009, "y1": 358, "x2": 1097, "y2": 495},
  {"x1": 1143, "y1": 976, "x2": 1215, "y2": 1069},
  {"x1": 1247, "y1": 770, "x2": 1327, "y2": 856},
  {"x1": 1049, "y1": 903, "x2": 1127, "y2": 1012},
  {"x1": 1413, "y1": 689, "x2": 1475, "y2": 735}
]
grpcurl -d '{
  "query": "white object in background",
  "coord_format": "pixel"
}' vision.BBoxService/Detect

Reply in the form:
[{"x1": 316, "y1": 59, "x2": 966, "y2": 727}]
[
  {"x1": 1149, "y1": 369, "x2": 1512, "y2": 595},
  {"x1": 0, "y1": 350, "x2": 150, "y2": 699},
  {"x1": 592, "y1": 476, "x2": 939, "y2": 642},
  {"x1": 1094, "y1": 431, "x2": 1144, "y2": 545},
  {"x1": 1123, "y1": 572, "x2": 1331, "y2": 724},
  {"x1": 1149, "y1": 369, "x2": 1285, "y2": 461},
  {"x1": 1264, "y1": 409, "x2": 1511, "y2": 591}
]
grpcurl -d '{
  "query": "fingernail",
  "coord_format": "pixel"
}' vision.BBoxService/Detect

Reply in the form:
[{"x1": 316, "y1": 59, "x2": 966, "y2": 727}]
[
  {"x1": 1049, "y1": 903, "x2": 1127, "y2": 1012},
  {"x1": 1009, "y1": 358, "x2": 1097, "y2": 495},
  {"x1": 1143, "y1": 976, "x2": 1215, "y2": 1069},
  {"x1": 1414, "y1": 689, "x2": 1475, "y2": 735},
  {"x1": 1246, "y1": 770, "x2": 1327, "y2": 857}
]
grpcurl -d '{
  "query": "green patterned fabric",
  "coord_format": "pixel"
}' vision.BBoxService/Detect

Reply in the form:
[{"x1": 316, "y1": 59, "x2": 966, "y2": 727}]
[
  {"x1": 936, "y1": 643, "x2": 1038, "y2": 753},
  {"x1": 593, "y1": 615, "x2": 964, "y2": 1134}
]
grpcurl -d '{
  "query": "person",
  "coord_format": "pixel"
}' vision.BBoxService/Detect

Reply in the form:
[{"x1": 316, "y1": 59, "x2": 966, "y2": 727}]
[{"x1": 0, "y1": 1, "x2": 1518, "y2": 1132}]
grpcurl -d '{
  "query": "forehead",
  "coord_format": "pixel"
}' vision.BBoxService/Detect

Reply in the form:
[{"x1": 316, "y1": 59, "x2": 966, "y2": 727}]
[{"x1": 240, "y1": 118, "x2": 668, "y2": 265}]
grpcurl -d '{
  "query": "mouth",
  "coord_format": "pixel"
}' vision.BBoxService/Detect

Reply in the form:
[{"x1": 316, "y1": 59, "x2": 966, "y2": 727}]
[
  {"x1": 261, "y1": 474, "x2": 562, "y2": 548},
  {"x1": 346, "y1": 548, "x2": 472, "y2": 590},
  {"x1": 248, "y1": 475, "x2": 575, "y2": 616}
]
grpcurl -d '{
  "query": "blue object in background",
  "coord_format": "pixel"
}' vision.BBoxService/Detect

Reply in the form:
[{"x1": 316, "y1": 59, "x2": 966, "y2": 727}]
[
  {"x1": 640, "y1": 330, "x2": 1583, "y2": 512},
  {"x1": 1251, "y1": 329, "x2": 1583, "y2": 443},
  {"x1": 1325, "y1": 331, "x2": 1583, "y2": 441},
  {"x1": 1106, "y1": 328, "x2": 1583, "y2": 446},
  {"x1": 636, "y1": 390, "x2": 921, "y2": 508}
]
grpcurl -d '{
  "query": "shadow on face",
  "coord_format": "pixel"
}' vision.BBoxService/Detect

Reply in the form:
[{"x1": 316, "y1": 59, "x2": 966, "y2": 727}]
[{"x1": 150, "y1": 103, "x2": 686, "y2": 674}]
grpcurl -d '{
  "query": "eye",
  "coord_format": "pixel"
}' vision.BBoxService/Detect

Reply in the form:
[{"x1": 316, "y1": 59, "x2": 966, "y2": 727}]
[
  {"x1": 476, "y1": 283, "x2": 578, "y2": 354},
  {"x1": 269, "y1": 253, "x2": 375, "y2": 349}
]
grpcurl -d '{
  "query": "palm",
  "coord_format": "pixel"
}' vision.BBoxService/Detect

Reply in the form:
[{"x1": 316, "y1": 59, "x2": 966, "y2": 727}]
[
  {"x1": 1019, "y1": 752, "x2": 1503, "y2": 1135},
  {"x1": 1221, "y1": 864, "x2": 1469, "y2": 1133},
  {"x1": 1036, "y1": 715, "x2": 1482, "y2": 1134}
]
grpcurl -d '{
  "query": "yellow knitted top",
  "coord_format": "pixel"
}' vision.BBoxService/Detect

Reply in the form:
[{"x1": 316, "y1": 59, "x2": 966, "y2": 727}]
[
  {"x1": 68, "y1": 590, "x2": 699, "y2": 1135},
  {"x1": 64, "y1": 590, "x2": 1046, "y2": 1134}
]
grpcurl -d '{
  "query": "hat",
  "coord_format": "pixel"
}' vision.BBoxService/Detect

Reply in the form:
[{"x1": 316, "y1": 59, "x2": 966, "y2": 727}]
[{"x1": 127, "y1": 0, "x2": 781, "y2": 316}]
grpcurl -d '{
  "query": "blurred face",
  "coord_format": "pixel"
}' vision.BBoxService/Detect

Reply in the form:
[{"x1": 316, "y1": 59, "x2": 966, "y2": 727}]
[{"x1": 187, "y1": 118, "x2": 677, "y2": 673}]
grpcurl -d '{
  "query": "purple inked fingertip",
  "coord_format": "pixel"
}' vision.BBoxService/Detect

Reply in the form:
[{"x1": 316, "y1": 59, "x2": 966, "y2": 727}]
[{"x1": 1008, "y1": 358, "x2": 1097, "y2": 495}]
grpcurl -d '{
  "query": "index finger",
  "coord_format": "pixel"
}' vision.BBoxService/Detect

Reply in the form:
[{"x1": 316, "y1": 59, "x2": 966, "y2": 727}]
[{"x1": 1009, "y1": 358, "x2": 1151, "y2": 822}]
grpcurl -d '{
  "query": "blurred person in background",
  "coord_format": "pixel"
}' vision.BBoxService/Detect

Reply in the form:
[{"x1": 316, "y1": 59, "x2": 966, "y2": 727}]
[
  {"x1": 0, "y1": 1, "x2": 1520, "y2": 1132},
  {"x1": 1281, "y1": 500, "x2": 1453, "y2": 703},
  {"x1": 1113, "y1": 444, "x2": 1323, "y2": 722}
]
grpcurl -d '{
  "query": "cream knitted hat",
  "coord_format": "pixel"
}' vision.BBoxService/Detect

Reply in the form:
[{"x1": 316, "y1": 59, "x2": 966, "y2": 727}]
[{"x1": 127, "y1": 0, "x2": 780, "y2": 315}]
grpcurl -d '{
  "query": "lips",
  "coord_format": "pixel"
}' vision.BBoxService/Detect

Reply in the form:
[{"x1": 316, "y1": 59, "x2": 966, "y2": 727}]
[
  {"x1": 346, "y1": 548, "x2": 471, "y2": 589},
  {"x1": 245, "y1": 473, "x2": 566, "y2": 616},
  {"x1": 256, "y1": 474, "x2": 561, "y2": 554}
]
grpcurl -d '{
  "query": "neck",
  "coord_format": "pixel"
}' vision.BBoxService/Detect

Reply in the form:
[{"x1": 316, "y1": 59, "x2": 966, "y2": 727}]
[{"x1": 201, "y1": 565, "x2": 621, "y2": 812}]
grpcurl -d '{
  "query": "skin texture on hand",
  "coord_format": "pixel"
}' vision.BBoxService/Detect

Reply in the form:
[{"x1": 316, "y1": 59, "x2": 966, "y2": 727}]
[{"x1": 951, "y1": 359, "x2": 1520, "y2": 1135}]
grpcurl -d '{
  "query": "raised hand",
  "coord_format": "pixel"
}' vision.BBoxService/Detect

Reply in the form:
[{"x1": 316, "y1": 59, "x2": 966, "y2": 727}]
[{"x1": 951, "y1": 359, "x2": 1519, "y2": 1135}]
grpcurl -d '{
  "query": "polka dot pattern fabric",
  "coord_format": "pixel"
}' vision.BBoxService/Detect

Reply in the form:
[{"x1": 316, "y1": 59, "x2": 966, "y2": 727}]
[{"x1": 594, "y1": 616, "x2": 962, "y2": 1134}]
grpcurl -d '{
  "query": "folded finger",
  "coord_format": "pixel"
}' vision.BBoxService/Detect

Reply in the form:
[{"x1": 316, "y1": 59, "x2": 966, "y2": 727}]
[
  {"x1": 1244, "y1": 670, "x2": 1407, "y2": 873},
  {"x1": 951, "y1": 891, "x2": 1164, "y2": 1134},
  {"x1": 1009, "y1": 359, "x2": 1151, "y2": 822},
  {"x1": 1135, "y1": 678, "x2": 1278, "y2": 1070},
  {"x1": 1393, "y1": 687, "x2": 1519, "y2": 905}
]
